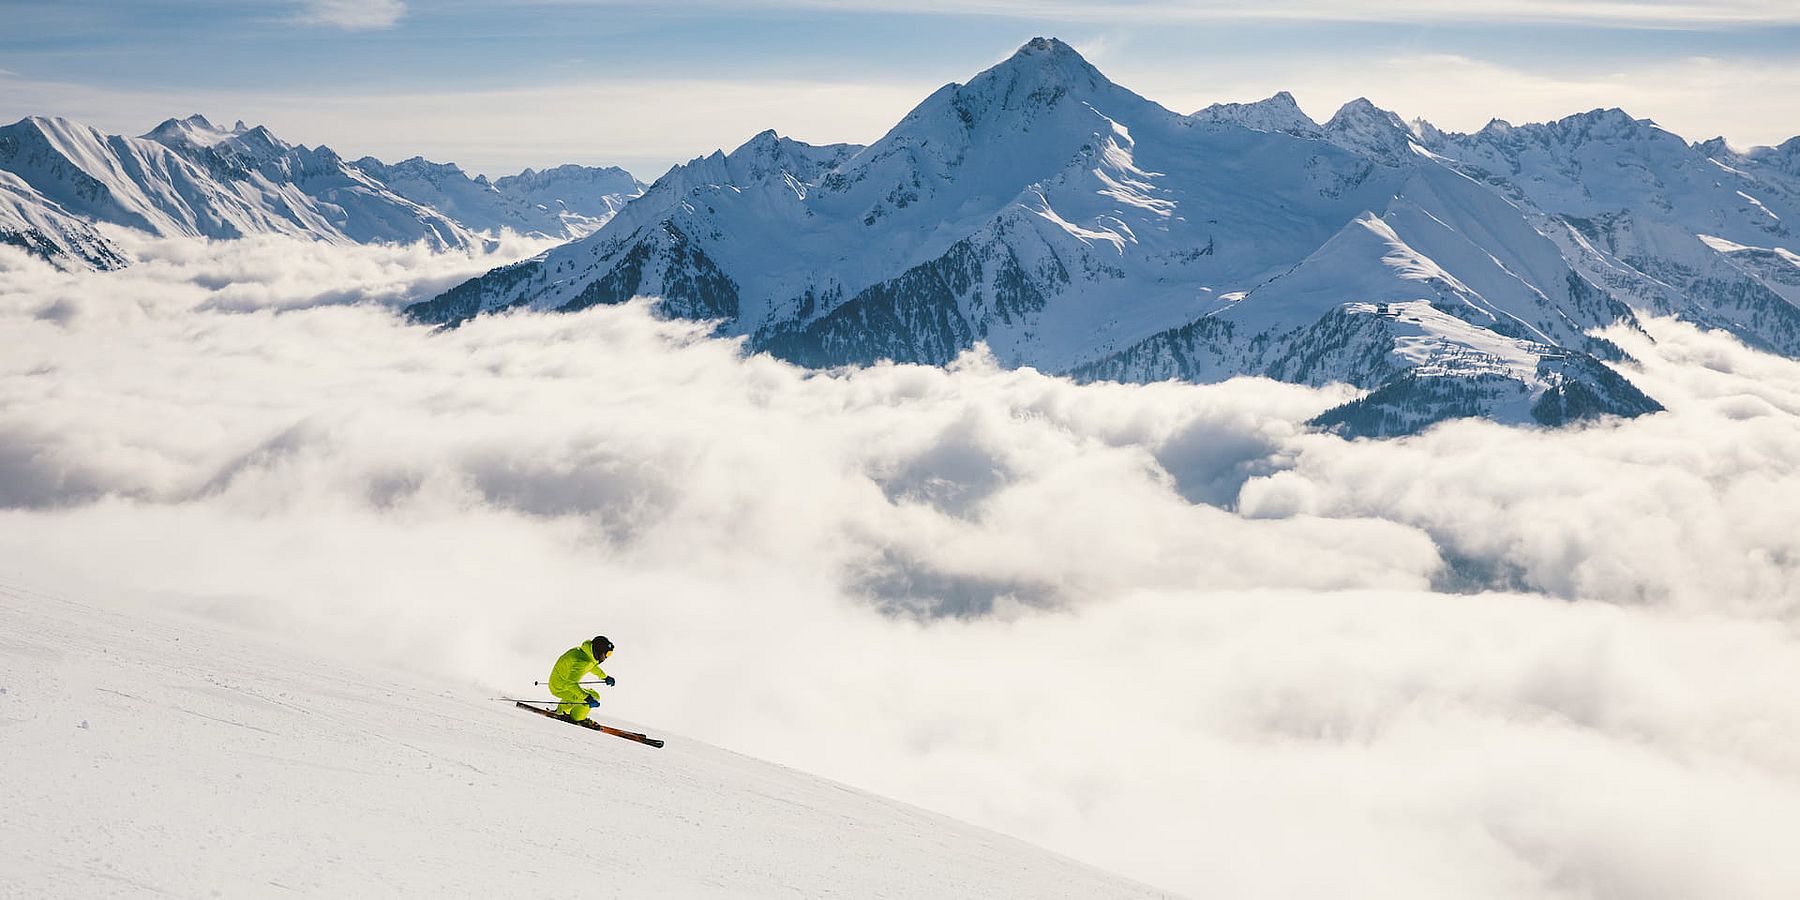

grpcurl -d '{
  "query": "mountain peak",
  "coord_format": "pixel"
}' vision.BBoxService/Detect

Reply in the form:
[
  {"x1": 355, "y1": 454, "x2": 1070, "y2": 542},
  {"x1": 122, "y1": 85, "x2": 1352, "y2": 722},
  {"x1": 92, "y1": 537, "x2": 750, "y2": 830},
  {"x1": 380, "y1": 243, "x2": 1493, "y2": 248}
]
[
  {"x1": 727, "y1": 129, "x2": 808, "y2": 168},
  {"x1": 1327, "y1": 98, "x2": 1404, "y2": 127},
  {"x1": 143, "y1": 114, "x2": 295, "y2": 165},
  {"x1": 1550, "y1": 107, "x2": 1672, "y2": 142},
  {"x1": 146, "y1": 115, "x2": 194, "y2": 133},
  {"x1": 891, "y1": 35, "x2": 1125, "y2": 145},
  {"x1": 739, "y1": 128, "x2": 784, "y2": 150},
  {"x1": 1410, "y1": 116, "x2": 1446, "y2": 145},
  {"x1": 1694, "y1": 136, "x2": 1734, "y2": 159},
  {"x1": 7, "y1": 116, "x2": 96, "y2": 144},
  {"x1": 1564, "y1": 107, "x2": 1639, "y2": 126},
  {"x1": 1323, "y1": 98, "x2": 1417, "y2": 163},
  {"x1": 146, "y1": 113, "x2": 242, "y2": 148},
  {"x1": 997, "y1": 36, "x2": 1101, "y2": 80},
  {"x1": 967, "y1": 36, "x2": 1108, "y2": 108},
  {"x1": 1460, "y1": 107, "x2": 1677, "y2": 153},
  {"x1": 1012, "y1": 36, "x2": 1081, "y2": 61},
  {"x1": 1193, "y1": 91, "x2": 1321, "y2": 137}
]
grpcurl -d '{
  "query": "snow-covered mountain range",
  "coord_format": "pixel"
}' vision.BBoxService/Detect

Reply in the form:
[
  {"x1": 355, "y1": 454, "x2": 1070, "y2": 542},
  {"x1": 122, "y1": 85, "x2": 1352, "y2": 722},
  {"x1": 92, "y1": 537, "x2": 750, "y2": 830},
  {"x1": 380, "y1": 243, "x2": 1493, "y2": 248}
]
[
  {"x1": 0, "y1": 113, "x2": 644, "y2": 270},
  {"x1": 411, "y1": 38, "x2": 1799, "y2": 436}
]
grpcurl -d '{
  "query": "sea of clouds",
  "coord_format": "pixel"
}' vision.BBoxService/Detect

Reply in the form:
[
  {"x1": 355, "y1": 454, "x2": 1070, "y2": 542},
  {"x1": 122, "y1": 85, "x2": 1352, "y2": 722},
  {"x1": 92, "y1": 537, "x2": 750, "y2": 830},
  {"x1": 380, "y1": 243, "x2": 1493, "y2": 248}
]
[{"x1": 2, "y1": 234, "x2": 1798, "y2": 899}]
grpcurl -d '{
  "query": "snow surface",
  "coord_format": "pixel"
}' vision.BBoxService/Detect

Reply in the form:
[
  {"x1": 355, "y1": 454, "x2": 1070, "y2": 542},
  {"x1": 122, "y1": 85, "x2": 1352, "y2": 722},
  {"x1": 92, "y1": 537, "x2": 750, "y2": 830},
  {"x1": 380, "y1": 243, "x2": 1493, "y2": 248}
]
[
  {"x1": 0, "y1": 170, "x2": 126, "y2": 269},
  {"x1": 0, "y1": 580, "x2": 1170, "y2": 899}
]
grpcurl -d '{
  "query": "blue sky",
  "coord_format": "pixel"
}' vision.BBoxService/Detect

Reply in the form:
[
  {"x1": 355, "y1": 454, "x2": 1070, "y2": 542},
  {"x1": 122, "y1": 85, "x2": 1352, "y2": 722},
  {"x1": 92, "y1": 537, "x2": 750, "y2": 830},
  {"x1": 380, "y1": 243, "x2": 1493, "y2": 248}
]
[{"x1": 2, "y1": 1, "x2": 1796, "y2": 178}]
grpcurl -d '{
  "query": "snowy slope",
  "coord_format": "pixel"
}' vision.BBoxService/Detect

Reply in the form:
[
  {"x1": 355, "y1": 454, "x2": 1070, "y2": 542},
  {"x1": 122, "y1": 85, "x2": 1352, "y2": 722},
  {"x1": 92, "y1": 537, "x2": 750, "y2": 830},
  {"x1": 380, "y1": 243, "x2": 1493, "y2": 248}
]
[
  {"x1": 1072, "y1": 205, "x2": 1659, "y2": 434},
  {"x1": 0, "y1": 114, "x2": 474, "y2": 254},
  {"x1": 0, "y1": 169, "x2": 128, "y2": 269},
  {"x1": 1420, "y1": 110, "x2": 1800, "y2": 355},
  {"x1": 0, "y1": 581, "x2": 1170, "y2": 899}
]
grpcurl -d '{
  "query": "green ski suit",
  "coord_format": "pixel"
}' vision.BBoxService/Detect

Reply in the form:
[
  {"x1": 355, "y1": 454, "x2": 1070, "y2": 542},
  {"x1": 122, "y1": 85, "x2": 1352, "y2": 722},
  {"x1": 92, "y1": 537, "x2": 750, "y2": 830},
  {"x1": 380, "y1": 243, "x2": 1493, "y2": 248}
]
[{"x1": 549, "y1": 640, "x2": 611, "y2": 722}]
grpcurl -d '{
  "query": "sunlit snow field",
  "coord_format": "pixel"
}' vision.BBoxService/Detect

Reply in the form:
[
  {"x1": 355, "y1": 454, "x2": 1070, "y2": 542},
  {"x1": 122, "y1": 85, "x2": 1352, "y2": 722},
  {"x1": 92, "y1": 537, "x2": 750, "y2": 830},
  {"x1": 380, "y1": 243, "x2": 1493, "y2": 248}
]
[{"x1": 3, "y1": 234, "x2": 1799, "y2": 898}]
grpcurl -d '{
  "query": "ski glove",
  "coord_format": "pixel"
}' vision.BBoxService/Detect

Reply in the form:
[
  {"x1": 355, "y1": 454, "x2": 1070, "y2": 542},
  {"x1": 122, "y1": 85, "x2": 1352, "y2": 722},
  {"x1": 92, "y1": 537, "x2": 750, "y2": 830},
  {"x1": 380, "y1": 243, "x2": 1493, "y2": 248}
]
[
  {"x1": 585, "y1": 695, "x2": 600, "y2": 708},
  {"x1": 603, "y1": 676, "x2": 616, "y2": 687}
]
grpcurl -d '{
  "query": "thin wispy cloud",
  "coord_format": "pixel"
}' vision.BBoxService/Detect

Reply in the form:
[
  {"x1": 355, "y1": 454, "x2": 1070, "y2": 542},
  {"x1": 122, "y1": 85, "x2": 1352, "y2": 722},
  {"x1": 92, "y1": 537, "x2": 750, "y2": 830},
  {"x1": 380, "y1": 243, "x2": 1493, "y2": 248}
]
[
  {"x1": 2, "y1": 51, "x2": 1796, "y2": 178},
  {"x1": 294, "y1": 0, "x2": 407, "y2": 31},
  {"x1": 585, "y1": 0, "x2": 1800, "y2": 26}
]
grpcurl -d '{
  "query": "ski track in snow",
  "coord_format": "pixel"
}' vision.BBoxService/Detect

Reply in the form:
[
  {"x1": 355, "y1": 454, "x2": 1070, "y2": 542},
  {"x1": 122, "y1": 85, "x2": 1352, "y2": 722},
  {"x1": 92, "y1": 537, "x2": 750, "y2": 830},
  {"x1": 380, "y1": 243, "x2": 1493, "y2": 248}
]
[{"x1": 0, "y1": 581, "x2": 1171, "y2": 899}]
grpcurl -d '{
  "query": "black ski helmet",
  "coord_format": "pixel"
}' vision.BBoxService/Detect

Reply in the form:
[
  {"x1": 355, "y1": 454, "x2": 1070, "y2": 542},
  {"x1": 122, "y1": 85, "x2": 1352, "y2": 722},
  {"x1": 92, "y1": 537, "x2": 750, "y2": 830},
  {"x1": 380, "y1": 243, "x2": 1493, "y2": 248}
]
[{"x1": 592, "y1": 635, "x2": 614, "y2": 657}]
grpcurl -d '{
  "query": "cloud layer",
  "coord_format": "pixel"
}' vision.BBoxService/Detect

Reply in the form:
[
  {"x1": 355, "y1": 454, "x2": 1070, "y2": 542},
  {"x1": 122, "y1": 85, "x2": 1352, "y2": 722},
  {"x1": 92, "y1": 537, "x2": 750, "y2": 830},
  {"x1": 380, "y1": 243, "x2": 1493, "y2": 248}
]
[{"x1": 3, "y1": 237, "x2": 1799, "y2": 898}]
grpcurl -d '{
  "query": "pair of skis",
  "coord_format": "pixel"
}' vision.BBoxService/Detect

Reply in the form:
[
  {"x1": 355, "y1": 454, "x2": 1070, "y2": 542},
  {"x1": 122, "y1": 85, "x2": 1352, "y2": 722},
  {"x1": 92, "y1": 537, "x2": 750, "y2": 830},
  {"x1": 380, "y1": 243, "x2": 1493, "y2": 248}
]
[{"x1": 510, "y1": 699, "x2": 666, "y2": 749}]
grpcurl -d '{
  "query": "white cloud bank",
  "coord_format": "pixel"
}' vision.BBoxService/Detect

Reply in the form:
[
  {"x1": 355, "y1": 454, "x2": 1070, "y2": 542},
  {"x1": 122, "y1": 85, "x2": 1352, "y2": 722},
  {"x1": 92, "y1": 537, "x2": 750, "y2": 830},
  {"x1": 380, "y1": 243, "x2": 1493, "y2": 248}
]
[{"x1": 3, "y1": 237, "x2": 1799, "y2": 898}]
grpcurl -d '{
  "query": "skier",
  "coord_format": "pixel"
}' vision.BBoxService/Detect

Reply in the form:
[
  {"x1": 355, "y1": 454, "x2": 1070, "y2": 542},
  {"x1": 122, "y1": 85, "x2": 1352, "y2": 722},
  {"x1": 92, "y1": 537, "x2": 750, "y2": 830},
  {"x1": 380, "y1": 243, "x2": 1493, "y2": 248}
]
[{"x1": 549, "y1": 635, "x2": 616, "y2": 723}]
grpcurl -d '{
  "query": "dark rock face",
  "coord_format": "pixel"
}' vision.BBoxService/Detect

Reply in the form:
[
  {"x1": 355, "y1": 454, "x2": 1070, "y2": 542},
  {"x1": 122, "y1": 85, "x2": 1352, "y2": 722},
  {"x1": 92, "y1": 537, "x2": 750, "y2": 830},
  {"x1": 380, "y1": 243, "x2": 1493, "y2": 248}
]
[
  {"x1": 759, "y1": 235, "x2": 1061, "y2": 368},
  {"x1": 406, "y1": 260, "x2": 545, "y2": 326}
]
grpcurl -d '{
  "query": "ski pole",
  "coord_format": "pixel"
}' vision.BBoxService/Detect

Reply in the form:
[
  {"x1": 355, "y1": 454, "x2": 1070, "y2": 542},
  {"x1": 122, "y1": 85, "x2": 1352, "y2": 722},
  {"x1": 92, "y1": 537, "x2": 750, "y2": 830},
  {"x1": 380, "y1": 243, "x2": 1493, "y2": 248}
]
[{"x1": 532, "y1": 680, "x2": 609, "y2": 686}]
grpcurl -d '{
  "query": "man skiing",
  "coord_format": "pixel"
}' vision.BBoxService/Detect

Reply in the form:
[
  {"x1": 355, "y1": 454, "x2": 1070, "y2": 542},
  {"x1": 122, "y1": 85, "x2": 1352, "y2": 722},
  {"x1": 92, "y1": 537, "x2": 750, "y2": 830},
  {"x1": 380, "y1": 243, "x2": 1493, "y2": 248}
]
[{"x1": 549, "y1": 635, "x2": 616, "y2": 723}]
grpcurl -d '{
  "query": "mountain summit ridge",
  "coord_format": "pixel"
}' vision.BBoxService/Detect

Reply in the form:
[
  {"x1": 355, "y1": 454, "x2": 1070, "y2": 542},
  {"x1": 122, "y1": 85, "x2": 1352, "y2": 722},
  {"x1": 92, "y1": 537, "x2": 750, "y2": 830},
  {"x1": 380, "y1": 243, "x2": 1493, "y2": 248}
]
[
  {"x1": 408, "y1": 37, "x2": 1800, "y2": 436},
  {"x1": 1194, "y1": 91, "x2": 1322, "y2": 137}
]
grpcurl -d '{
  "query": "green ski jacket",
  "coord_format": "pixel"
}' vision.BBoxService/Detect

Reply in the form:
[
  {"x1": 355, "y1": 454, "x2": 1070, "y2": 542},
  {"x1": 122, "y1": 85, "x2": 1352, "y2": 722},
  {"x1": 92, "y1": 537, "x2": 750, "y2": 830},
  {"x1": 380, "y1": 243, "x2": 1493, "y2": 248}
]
[{"x1": 549, "y1": 640, "x2": 610, "y2": 697}]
